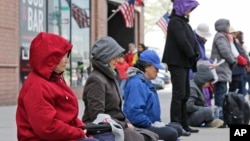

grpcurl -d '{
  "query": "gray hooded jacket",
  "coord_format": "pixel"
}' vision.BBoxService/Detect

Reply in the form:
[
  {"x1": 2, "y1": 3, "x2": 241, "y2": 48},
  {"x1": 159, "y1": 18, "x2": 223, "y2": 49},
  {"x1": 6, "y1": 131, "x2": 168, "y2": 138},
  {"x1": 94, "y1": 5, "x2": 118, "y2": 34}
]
[
  {"x1": 210, "y1": 19, "x2": 236, "y2": 82},
  {"x1": 187, "y1": 65, "x2": 214, "y2": 113}
]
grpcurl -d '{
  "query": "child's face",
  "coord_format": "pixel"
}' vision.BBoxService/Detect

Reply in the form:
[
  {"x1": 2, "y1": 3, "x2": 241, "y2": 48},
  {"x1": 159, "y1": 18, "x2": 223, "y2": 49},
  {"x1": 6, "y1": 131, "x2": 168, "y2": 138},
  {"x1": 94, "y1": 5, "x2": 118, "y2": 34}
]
[{"x1": 118, "y1": 57, "x2": 124, "y2": 62}]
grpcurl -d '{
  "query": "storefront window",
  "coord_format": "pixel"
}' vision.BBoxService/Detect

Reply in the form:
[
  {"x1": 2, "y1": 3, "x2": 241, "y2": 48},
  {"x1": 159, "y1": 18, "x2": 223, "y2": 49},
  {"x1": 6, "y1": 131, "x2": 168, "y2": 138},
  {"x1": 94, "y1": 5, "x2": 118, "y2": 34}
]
[
  {"x1": 19, "y1": 0, "x2": 47, "y2": 84},
  {"x1": 20, "y1": 0, "x2": 90, "y2": 87}
]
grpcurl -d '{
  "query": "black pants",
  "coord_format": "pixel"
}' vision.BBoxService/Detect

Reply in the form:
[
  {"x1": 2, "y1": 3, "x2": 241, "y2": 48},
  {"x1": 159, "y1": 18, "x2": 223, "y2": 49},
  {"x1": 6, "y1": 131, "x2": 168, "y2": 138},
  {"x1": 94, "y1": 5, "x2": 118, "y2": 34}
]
[
  {"x1": 229, "y1": 74, "x2": 241, "y2": 92},
  {"x1": 146, "y1": 125, "x2": 178, "y2": 141},
  {"x1": 169, "y1": 65, "x2": 190, "y2": 128}
]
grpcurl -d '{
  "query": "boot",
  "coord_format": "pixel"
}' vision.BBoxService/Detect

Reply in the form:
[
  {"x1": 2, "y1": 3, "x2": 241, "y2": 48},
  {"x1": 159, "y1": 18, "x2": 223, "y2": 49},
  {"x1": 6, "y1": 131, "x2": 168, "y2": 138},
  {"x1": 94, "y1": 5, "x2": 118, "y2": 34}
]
[{"x1": 206, "y1": 119, "x2": 224, "y2": 128}]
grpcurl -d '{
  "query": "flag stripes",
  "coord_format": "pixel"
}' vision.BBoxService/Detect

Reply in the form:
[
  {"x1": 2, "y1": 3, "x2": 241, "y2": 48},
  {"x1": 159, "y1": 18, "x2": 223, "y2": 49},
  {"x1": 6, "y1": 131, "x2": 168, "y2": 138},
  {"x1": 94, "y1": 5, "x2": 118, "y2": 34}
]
[{"x1": 156, "y1": 12, "x2": 170, "y2": 35}]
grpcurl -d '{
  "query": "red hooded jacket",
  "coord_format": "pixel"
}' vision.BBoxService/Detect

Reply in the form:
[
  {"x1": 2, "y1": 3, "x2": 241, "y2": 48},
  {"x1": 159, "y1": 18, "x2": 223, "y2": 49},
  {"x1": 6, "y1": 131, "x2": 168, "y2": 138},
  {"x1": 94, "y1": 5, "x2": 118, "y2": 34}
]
[{"x1": 16, "y1": 32, "x2": 85, "y2": 141}]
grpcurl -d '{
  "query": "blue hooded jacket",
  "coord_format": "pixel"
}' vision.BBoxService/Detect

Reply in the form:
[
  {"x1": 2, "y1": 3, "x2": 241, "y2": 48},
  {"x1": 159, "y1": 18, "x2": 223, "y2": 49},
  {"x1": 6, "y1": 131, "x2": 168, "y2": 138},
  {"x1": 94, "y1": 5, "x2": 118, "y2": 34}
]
[
  {"x1": 123, "y1": 67, "x2": 161, "y2": 128},
  {"x1": 173, "y1": 0, "x2": 199, "y2": 16}
]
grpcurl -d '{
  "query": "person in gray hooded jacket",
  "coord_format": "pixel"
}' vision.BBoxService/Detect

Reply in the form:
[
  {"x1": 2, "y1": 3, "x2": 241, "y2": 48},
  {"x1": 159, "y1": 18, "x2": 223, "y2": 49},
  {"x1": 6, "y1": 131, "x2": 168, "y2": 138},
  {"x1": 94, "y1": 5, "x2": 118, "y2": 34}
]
[
  {"x1": 82, "y1": 36, "x2": 158, "y2": 141},
  {"x1": 210, "y1": 19, "x2": 237, "y2": 117},
  {"x1": 186, "y1": 64, "x2": 224, "y2": 127}
]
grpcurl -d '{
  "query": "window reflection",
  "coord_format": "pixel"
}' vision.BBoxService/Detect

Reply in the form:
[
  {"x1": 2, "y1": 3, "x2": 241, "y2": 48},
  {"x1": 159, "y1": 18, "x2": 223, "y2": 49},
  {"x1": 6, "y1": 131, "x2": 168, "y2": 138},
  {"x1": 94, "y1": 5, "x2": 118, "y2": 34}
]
[{"x1": 48, "y1": 0, "x2": 90, "y2": 87}]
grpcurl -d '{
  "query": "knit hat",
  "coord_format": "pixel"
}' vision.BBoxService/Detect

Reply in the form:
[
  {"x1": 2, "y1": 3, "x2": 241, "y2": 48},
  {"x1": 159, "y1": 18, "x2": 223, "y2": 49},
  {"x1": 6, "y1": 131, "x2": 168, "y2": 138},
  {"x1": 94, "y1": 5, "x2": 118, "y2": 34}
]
[
  {"x1": 193, "y1": 64, "x2": 214, "y2": 87},
  {"x1": 195, "y1": 23, "x2": 211, "y2": 38},
  {"x1": 91, "y1": 36, "x2": 125, "y2": 64},
  {"x1": 229, "y1": 26, "x2": 237, "y2": 33}
]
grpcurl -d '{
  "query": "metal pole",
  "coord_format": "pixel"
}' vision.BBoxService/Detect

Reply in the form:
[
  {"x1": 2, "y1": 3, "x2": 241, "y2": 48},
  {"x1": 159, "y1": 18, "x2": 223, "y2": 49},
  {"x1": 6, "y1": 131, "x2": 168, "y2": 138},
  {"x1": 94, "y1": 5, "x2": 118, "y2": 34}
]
[
  {"x1": 107, "y1": 9, "x2": 120, "y2": 22},
  {"x1": 46, "y1": 0, "x2": 48, "y2": 32},
  {"x1": 89, "y1": 0, "x2": 92, "y2": 64},
  {"x1": 58, "y1": 0, "x2": 62, "y2": 35},
  {"x1": 69, "y1": 0, "x2": 73, "y2": 87}
]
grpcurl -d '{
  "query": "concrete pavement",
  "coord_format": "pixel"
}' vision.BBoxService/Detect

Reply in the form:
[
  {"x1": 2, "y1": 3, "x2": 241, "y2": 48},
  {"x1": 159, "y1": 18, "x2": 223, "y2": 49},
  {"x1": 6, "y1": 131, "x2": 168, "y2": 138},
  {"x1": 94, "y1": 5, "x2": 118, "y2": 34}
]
[
  {"x1": 158, "y1": 84, "x2": 229, "y2": 141},
  {"x1": 0, "y1": 84, "x2": 229, "y2": 141}
]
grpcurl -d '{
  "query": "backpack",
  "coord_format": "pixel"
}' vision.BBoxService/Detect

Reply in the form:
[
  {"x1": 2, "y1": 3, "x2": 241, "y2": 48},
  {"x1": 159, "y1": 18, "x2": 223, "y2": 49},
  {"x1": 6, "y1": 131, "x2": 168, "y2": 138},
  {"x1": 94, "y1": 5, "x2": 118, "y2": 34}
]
[{"x1": 222, "y1": 92, "x2": 250, "y2": 126}]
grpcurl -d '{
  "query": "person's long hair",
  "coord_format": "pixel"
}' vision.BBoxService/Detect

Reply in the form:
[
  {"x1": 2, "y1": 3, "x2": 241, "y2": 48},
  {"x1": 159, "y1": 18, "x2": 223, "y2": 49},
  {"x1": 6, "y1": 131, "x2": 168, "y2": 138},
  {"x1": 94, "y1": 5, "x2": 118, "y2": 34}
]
[
  {"x1": 138, "y1": 43, "x2": 148, "y2": 58},
  {"x1": 236, "y1": 31, "x2": 244, "y2": 45}
]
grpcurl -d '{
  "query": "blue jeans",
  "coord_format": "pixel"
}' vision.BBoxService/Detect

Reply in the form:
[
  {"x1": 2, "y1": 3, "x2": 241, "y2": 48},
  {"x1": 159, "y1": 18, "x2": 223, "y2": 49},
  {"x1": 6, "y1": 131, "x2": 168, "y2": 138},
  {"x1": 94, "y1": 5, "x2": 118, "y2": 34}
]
[
  {"x1": 238, "y1": 72, "x2": 247, "y2": 96},
  {"x1": 214, "y1": 81, "x2": 228, "y2": 107}
]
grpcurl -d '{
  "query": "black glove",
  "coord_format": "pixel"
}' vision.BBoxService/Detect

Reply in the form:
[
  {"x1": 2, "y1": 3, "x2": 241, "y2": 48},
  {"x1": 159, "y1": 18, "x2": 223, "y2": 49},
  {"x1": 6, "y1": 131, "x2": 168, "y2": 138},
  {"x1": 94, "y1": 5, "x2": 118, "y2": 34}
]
[
  {"x1": 195, "y1": 52, "x2": 200, "y2": 62},
  {"x1": 191, "y1": 61, "x2": 197, "y2": 72}
]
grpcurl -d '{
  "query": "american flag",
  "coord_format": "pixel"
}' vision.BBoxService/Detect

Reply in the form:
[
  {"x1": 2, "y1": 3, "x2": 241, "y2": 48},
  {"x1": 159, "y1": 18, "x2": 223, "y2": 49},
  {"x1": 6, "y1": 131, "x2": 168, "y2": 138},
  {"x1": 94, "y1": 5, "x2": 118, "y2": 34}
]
[
  {"x1": 66, "y1": 0, "x2": 89, "y2": 28},
  {"x1": 119, "y1": 0, "x2": 136, "y2": 28},
  {"x1": 156, "y1": 12, "x2": 170, "y2": 35},
  {"x1": 135, "y1": 0, "x2": 144, "y2": 6}
]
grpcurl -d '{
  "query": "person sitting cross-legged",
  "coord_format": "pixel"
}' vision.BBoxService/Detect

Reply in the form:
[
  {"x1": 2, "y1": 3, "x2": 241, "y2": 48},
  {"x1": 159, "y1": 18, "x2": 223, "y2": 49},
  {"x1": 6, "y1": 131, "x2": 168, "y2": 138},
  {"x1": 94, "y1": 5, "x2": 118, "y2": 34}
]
[{"x1": 187, "y1": 64, "x2": 224, "y2": 128}]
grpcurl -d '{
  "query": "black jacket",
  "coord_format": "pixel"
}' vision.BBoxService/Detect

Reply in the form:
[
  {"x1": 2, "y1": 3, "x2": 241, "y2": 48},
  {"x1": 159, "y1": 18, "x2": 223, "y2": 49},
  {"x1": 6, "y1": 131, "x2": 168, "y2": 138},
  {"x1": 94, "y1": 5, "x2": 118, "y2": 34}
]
[{"x1": 162, "y1": 12, "x2": 199, "y2": 71}]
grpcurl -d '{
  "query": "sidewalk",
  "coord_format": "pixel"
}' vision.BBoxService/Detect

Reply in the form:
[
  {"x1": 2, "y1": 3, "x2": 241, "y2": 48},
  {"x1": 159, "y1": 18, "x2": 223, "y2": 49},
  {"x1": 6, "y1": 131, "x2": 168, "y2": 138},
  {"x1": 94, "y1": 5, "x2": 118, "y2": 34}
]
[{"x1": 0, "y1": 84, "x2": 229, "y2": 141}]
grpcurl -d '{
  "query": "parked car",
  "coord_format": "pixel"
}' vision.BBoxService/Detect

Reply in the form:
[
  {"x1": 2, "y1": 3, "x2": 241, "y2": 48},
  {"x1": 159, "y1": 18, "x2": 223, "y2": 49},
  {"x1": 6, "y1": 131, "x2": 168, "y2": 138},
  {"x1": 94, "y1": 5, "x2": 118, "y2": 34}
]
[
  {"x1": 151, "y1": 77, "x2": 165, "y2": 90},
  {"x1": 151, "y1": 63, "x2": 171, "y2": 89},
  {"x1": 158, "y1": 70, "x2": 170, "y2": 84}
]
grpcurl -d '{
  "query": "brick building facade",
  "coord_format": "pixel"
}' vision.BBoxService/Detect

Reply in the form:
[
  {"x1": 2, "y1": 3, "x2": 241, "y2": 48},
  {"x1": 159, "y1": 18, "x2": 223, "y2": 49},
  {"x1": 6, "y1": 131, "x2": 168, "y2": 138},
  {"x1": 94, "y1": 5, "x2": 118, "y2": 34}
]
[
  {"x1": 0, "y1": 0, "x2": 20, "y2": 105},
  {"x1": 0, "y1": 0, "x2": 144, "y2": 105}
]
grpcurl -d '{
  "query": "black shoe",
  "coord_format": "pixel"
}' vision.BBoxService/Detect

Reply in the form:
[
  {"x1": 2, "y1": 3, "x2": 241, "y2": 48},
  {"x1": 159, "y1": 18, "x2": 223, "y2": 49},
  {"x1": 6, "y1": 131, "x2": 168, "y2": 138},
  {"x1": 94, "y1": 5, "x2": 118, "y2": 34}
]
[
  {"x1": 181, "y1": 129, "x2": 191, "y2": 136},
  {"x1": 184, "y1": 126, "x2": 199, "y2": 133}
]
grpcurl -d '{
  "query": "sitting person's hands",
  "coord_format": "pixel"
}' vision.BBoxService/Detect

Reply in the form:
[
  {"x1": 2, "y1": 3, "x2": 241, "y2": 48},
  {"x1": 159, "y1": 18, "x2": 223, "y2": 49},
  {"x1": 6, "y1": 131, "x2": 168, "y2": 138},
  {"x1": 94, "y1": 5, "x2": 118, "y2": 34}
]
[
  {"x1": 127, "y1": 123, "x2": 135, "y2": 130},
  {"x1": 152, "y1": 121, "x2": 165, "y2": 128},
  {"x1": 208, "y1": 63, "x2": 218, "y2": 69}
]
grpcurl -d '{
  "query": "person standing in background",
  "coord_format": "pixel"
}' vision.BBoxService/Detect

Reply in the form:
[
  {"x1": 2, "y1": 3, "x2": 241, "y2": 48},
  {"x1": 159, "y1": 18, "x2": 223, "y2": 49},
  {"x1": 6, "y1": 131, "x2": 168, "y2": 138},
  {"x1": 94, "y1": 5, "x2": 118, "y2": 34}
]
[
  {"x1": 190, "y1": 23, "x2": 215, "y2": 107},
  {"x1": 210, "y1": 19, "x2": 236, "y2": 120},
  {"x1": 246, "y1": 51, "x2": 250, "y2": 101},
  {"x1": 235, "y1": 31, "x2": 249, "y2": 96},
  {"x1": 124, "y1": 43, "x2": 137, "y2": 67},
  {"x1": 162, "y1": 0, "x2": 200, "y2": 135},
  {"x1": 116, "y1": 54, "x2": 130, "y2": 98},
  {"x1": 228, "y1": 28, "x2": 247, "y2": 95},
  {"x1": 137, "y1": 43, "x2": 148, "y2": 58}
]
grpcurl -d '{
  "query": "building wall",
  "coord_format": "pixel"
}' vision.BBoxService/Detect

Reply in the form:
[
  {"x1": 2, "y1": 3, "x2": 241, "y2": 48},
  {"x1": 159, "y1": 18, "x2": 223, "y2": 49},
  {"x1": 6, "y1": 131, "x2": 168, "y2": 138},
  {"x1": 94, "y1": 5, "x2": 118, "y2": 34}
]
[
  {"x1": 0, "y1": 0, "x2": 144, "y2": 105},
  {"x1": 0, "y1": 0, "x2": 19, "y2": 105},
  {"x1": 90, "y1": 0, "x2": 108, "y2": 45}
]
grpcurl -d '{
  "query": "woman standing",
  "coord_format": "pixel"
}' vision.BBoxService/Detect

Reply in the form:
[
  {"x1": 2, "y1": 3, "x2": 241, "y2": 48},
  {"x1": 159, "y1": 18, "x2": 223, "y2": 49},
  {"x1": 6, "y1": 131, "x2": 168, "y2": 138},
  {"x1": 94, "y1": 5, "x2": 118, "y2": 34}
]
[{"x1": 162, "y1": 0, "x2": 200, "y2": 134}]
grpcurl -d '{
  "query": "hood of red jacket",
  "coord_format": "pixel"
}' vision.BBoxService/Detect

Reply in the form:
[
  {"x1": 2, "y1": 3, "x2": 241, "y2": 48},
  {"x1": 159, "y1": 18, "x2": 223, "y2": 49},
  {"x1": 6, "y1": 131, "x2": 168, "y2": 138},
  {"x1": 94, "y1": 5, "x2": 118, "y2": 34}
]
[{"x1": 29, "y1": 32, "x2": 72, "y2": 80}]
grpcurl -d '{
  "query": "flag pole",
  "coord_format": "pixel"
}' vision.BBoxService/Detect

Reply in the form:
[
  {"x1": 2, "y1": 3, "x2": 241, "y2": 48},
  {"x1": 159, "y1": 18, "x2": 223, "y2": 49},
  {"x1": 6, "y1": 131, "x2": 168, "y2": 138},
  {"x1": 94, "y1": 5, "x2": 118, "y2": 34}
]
[{"x1": 107, "y1": 8, "x2": 120, "y2": 21}]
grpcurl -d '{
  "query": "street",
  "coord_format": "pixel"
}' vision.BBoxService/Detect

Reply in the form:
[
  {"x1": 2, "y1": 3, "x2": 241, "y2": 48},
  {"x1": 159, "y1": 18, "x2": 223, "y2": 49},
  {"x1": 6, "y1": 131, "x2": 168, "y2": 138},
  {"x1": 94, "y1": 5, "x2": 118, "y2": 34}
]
[{"x1": 0, "y1": 84, "x2": 229, "y2": 141}]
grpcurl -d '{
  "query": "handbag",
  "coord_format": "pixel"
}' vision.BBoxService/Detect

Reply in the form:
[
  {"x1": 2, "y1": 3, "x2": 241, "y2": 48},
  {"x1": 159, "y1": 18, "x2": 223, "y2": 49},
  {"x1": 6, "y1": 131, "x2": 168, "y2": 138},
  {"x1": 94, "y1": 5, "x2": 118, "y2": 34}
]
[{"x1": 85, "y1": 122, "x2": 112, "y2": 135}]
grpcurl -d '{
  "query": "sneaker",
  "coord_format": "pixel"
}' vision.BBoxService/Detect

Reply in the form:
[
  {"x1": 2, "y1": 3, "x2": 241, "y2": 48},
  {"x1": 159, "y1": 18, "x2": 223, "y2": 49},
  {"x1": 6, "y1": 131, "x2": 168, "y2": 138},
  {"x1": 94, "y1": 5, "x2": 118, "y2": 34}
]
[
  {"x1": 206, "y1": 119, "x2": 224, "y2": 128},
  {"x1": 183, "y1": 126, "x2": 199, "y2": 133},
  {"x1": 219, "y1": 121, "x2": 227, "y2": 128},
  {"x1": 181, "y1": 129, "x2": 191, "y2": 136}
]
